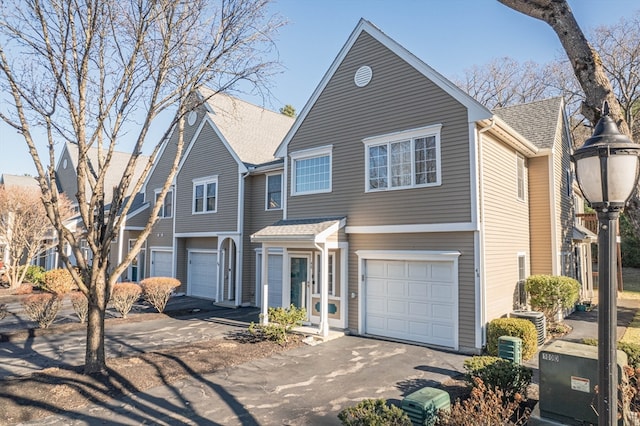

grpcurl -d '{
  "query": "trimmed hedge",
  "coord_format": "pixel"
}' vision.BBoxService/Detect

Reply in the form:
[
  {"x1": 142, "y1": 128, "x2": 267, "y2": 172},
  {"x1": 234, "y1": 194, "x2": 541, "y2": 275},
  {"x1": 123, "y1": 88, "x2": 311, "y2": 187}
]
[
  {"x1": 464, "y1": 355, "x2": 533, "y2": 401},
  {"x1": 338, "y1": 399, "x2": 411, "y2": 425},
  {"x1": 525, "y1": 275, "x2": 580, "y2": 323},
  {"x1": 584, "y1": 339, "x2": 640, "y2": 368},
  {"x1": 487, "y1": 317, "x2": 537, "y2": 361}
]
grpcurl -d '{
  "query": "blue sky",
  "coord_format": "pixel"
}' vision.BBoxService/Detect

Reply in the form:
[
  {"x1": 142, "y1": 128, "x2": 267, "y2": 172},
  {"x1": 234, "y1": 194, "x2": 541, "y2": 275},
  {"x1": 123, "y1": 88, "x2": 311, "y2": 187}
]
[{"x1": 0, "y1": 0, "x2": 637, "y2": 176}]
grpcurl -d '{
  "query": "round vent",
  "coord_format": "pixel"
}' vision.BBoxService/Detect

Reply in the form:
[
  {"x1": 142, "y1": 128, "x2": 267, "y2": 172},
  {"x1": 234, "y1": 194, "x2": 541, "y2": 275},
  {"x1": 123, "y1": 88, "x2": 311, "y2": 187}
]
[
  {"x1": 187, "y1": 111, "x2": 197, "y2": 126},
  {"x1": 354, "y1": 66, "x2": 372, "y2": 87}
]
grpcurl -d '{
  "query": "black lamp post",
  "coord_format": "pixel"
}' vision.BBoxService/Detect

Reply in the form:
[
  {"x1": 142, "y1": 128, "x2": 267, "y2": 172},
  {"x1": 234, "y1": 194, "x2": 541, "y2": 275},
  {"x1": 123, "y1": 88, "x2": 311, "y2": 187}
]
[{"x1": 572, "y1": 102, "x2": 640, "y2": 426}]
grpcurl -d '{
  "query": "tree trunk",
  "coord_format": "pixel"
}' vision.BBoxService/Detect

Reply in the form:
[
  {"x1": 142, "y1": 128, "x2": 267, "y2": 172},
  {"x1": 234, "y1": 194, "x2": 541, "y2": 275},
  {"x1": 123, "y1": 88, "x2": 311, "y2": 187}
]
[{"x1": 84, "y1": 273, "x2": 107, "y2": 374}]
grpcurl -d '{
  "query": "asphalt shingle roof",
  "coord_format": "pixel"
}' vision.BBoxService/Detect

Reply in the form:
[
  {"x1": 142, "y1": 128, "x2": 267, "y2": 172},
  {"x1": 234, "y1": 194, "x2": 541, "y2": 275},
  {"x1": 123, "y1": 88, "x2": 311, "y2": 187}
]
[
  {"x1": 199, "y1": 88, "x2": 294, "y2": 166},
  {"x1": 493, "y1": 97, "x2": 564, "y2": 150},
  {"x1": 0, "y1": 174, "x2": 39, "y2": 189}
]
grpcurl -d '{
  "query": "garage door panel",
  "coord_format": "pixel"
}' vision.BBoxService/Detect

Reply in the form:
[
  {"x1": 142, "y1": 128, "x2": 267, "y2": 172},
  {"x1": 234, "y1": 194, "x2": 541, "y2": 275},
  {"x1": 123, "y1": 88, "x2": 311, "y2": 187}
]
[
  {"x1": 189, "y1": 252, "x2": 217, "y2": 300},
  {"x1": 365, "y1": 258, "x2": 456, "y2": 348},
  {"x1": 151, "y1": 251, "x2": 172, "y2": 277}
]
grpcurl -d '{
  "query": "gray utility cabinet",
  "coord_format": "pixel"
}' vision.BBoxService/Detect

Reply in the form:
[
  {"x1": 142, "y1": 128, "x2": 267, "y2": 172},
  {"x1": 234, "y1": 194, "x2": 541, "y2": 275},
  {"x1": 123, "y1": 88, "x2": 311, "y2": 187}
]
[{"x1": 539, "y1": 340, "x2": 628, "y2": 425}]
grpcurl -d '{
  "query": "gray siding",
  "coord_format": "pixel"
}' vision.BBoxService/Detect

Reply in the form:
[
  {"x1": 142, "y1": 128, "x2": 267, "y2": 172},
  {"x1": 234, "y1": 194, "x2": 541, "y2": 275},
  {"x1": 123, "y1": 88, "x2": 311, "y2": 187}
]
[
  {"x1": 175, "y1": 121, "x2": 239, "y2": 234},
  {"x1": 286, "y1": 32, "x2": 472, "y2": 225},
  {"x1": 243, "y1": 172, "x2": 284, "y2": 304},
  {"x1": 56, "y1": 148, "x2": 79, "y2": 202},
  {"x1": 347, "y1": 232, "x2": 477, "y2": 351}
]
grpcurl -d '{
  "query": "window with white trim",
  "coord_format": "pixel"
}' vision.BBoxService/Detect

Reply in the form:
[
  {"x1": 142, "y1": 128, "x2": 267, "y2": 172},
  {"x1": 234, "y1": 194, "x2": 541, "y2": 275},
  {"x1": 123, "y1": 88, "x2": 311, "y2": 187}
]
[
  {"x1": 193, "y1": 176, "x2": 218, "y2": 214},
  {"x1": 290, "y1": 145, "x2": 332, "y2": 195},
  {"x1": 314, "y1": 252, "x2": 335, "y2": 296},
  {"x1": 517, "y1": 254, "x2": 527, "y2": 308},
  {"x1": 517, "y1": 153, "x2": 525, "y2": 200},
  {"x1": 155, "y1": 189, "x2": 173, "y2": 218},
  {"x1": 266, "y1": 173, "x2": 282, "y2": 210},
  {"x1": 364, "y1": 124, "x2": 441, "y2": 191}
]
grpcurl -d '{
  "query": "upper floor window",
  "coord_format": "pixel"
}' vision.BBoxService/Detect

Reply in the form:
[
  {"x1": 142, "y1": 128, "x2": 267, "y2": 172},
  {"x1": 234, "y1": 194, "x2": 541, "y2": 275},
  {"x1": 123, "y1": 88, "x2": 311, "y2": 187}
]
[
  {"x1": 266, "y1": 173, "x2": 282, "y2": 210},
  {"x1": 290, "y1": 145, "x2": 332, "y2": 195},
  {"x1": 193, "y1": 176, "x2": 217, "y2": 214},
  {"x1": 155, "y1": 189, "x2": 173, "y2": 218},
  {"x1": 363, "y1": 124, "x2": 441, "y2": 192},
  {"x1": 517, "y1": 153, "x2": 526, "y2": 201}
]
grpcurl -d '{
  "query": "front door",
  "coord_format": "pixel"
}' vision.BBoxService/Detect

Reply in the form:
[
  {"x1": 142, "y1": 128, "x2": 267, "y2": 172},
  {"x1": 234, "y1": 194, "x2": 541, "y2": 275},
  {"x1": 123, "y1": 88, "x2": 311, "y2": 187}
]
[{"x1": 290, "y1": 255, "x2": 310, "y2": 313}]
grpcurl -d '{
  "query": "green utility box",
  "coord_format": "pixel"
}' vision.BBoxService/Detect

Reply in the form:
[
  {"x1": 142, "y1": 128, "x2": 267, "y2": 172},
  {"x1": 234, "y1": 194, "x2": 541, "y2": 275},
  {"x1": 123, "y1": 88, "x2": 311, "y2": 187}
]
[
  {"x1": 401, "y1": 386, "x2": 450, "y2": 426},
  {"x1": 498, "y1": 335, "x2": 523, "y2": 364},
  {"x1": 539, "y1": 340, "x2": 627, "y2": 425}
]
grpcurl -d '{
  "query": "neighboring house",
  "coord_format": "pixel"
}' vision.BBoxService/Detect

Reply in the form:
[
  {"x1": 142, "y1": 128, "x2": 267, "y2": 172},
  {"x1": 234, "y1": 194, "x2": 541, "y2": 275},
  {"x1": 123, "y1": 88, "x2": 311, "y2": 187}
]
[
  {"x1": 250, "y1": 19, "x2": 584, "y2": 353},
  {"x1": 0, "y1": 174, "x2": 40, "y2": 271},
  {"x1": 53, "y1": 143, "x2": 149, "y2": 274},
  {"x1": 124, "y1": 89, "x2": 293, "y2": 303}
]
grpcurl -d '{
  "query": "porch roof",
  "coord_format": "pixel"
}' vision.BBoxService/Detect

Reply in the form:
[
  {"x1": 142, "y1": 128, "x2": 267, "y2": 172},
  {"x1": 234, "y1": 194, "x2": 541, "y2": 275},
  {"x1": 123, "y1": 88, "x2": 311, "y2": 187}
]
[
  {"x1": 573, "y1": 223, "x2": 597, "y2": 242},
  {"x1": 251, "y1": 216, "x2": 346, "y2": 244}
]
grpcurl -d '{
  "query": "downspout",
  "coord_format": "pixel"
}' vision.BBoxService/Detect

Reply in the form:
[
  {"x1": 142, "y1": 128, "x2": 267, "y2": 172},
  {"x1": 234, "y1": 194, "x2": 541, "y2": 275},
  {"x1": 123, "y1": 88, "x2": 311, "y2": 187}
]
[
  {"x1": 477, "y1": 118, "x2": 495, "y2": 350},
  {"x1": 236, "y1": 169, "x2": 250, "y2": 305}
]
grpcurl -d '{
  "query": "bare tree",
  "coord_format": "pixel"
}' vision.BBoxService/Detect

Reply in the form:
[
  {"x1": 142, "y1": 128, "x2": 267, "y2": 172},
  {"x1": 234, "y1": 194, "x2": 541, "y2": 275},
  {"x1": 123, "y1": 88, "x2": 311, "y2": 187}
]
[
  {"x1": 0, "y1": 186, "x2": 74, "y2": 288},
  {"x1": 0, "y1": 0, "x2": 284, "y2": 373}
]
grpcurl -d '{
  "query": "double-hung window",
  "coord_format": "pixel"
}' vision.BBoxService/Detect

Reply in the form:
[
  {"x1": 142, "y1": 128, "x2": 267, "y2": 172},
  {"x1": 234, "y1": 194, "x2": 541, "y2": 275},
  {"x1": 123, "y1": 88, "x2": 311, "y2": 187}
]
[
  {"x1": 363, "y1": 124, "x2": 441, "y2": 192},
  {"x1": 155, "y1": 189, "x2": 173, "y2": 218},
  {"x1": 266, "y1": 173, "x2": 282, "y2": 210},
  {"x1": 290, "y1": 145, "x2": 332, "y2": 195},
  {"x1": 193, "y1": 176, "x2": 218, "y2": 214}
]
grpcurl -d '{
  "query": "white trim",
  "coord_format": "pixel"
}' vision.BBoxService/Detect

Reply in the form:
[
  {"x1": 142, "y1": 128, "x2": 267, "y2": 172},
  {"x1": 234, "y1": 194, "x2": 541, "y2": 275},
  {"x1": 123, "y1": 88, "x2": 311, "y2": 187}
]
[
  {"x1": 363, "y1": 124, "x2": 442, "y2": 192},
  {"x1": 265, "y1": 172, "x2": 283, "y2": 211},
  {"x1": 283, "y1": 156, "x2": 288, "y2": 219},
  {"x1": 290, "y1": 145, "x2": 333, "y2": 196},
  {"x1": 124, "y1": 226, "x2": 145, "y2": 231},
  {"x1": 274, "y1": 19, "x2": 491, "y2": 158},
  {"x1": 125, "y1": 202, "x2": 149, "y2": 220},
  {"x1": 192, "y1": 175, "x2": 218, "y2": 214},
  {"x1": 549, "y1": 153, "x2": 559, "y2": 275},
  {"x1": 346, "y1": 222, "x2": 478, "y2": 234},
  {"x1": 255, "y1": 247, "x2": 284, "y2": 308},
  {"x1": 356, "y1": 249, "x2": 460, "y2": 350}
]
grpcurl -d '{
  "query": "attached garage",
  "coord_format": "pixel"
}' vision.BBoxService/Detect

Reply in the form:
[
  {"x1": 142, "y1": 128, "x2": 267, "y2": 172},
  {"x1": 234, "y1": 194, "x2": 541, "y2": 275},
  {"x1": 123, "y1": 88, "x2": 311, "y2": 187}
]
[
  {"x1": 188, "y1": 250, "x2": 218, "y2": 300},
  {"x1": 359, "y1": 251, "x2": 459, "y2": 349},
  {"x1": 150, "y1": 250, "x2": 173, "y2": 278}
]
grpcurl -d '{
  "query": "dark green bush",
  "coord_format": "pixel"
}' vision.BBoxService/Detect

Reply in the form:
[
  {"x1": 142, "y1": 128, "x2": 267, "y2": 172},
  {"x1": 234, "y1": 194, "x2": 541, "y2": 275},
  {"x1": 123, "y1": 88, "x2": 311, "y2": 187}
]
[
  {"x1": 338, "y1": 399, "x2": 411, "y2": 426},
  {"x1": 487, "y1": 318, "x2": 537, "y2": 360},
  {"x1": 525, "y1": 275, "x2": 580, "y2": 323},
  {"x1": 583, "y1": 339, "x2": 640, "y2": 368},
  {"x1": 249, "y1": 304, "x2": 307, "y2": 345},
  {"x1": 463, "y1": 356, "x2": 532, "y2": 401},
  {"x1": 621, "y1": 213, "x2": 640, "y2": 268}
]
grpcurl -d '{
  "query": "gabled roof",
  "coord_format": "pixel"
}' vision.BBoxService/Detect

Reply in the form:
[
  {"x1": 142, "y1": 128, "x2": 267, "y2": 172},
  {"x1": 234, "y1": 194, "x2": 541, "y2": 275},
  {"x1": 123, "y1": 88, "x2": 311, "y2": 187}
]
[
  {"x1": 275, "y1": 19, "x2": 492, "y2": 157},
  {"x1": 0, "y1": 174, "x2": 39, "y2": 189},
  {"x1": 493, "y1": 97, "x2": 565, "y2": 150},
  {"x1": 199, "y1": 88, "x2": 294, "y2": 166},
  {"x1": 61, "y1": 142, "x2": 149, "y2": 204},
  {"x1": 251, "y1": 216, "x2": 346, "y2": 244}
]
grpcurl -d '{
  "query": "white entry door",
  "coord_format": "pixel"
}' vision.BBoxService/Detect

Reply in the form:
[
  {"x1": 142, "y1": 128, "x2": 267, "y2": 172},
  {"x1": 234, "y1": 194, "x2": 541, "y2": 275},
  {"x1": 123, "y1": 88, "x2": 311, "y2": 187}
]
[
  {"x1": 364, "y1": 259, "x2": 456, "y2": 348},
  {"x1": 188, "y1": 251, "x2": 218, "y2": 300},
  {"x1": 150, "y1": 251, "x2": 172, "y2": 277}
]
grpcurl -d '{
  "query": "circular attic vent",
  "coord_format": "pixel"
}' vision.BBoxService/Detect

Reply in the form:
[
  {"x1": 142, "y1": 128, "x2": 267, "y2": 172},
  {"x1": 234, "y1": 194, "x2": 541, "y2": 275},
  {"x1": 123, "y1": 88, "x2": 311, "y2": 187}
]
[
  {"x1": 187, "y1": 111, "x2": 197, "y2": 126},
  {"x1": 354, "y1": 66, "x2": 372, "y2": 87}
]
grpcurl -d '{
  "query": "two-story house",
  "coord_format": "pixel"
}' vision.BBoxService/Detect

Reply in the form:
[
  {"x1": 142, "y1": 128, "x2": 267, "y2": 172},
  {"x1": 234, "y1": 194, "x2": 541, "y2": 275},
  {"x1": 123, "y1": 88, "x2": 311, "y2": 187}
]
[{"x1": 250, "y1": 19, "x2": 578, "y2": 354}]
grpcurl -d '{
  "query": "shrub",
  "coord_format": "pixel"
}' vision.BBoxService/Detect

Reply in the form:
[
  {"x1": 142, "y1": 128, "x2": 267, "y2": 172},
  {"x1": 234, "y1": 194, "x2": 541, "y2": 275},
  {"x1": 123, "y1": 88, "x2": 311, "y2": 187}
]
[
  {"x1": 21, "y1": 293, "x2": 61, "y2": 328},
  {"x1": 110, "y1": 283, "x2": 142, "y2": 318},
  {"x1": 583, "y1": 339, "x2": 640, "y2": 369},
  {"x1": 436, "y1": 377, "x2": 529, "y2": 426},
  {"x1": 338, "y1": 399, "x2": 411, "y2": 426},
  {"x1": 19, "y1": 265, "x2": 45, "y2": 286},
  {"x1": 0, "y1": 303, "x2": 7, "y2": 320},
  {"x1": 139, "y1": 277, "x2": 180, "y2": 313},
  {"x1": 525, "y1": 275, "x2": 580, "y2": 323},
  {"x1": 249, "y1": 304, "x2": 307, "y2": 345},
  {"x1": 14, "y1": 283, "x2": 34, "y2": 294},
  {"x1": 43, "y1": 268, "x2": 75, "y2": 295},
  {"x1": 463, "y1": 356, "x2": 532, "y2": 401},
  {"x1": 69, "y1": 291, "x2": 88, "y2": 323},
  {"x1": 487, "y1": 318, "x2": 537, "y2": 361}
]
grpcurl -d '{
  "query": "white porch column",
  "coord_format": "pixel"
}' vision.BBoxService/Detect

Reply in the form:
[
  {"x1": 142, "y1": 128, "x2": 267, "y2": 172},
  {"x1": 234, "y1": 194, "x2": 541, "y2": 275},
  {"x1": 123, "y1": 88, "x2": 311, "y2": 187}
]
[
  {"x1": 320, "y1": 243, "x2": 329, "y2": 337},
  {"x1": 261, "y1": 244, "x2": 270, "y2": 325}
]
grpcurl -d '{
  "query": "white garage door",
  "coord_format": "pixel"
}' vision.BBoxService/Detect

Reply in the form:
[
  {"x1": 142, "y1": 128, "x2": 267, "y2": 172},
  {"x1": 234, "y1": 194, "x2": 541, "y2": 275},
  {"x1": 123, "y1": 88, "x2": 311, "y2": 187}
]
[
  {"x1": 150, "y1": 251, "x2": 172, "y2": 277},
  {"x1": 188, "y1": 251, "x2": 218, "y2": 300},
  {"x1": 365, "y1": 259, "x2": 456, "y2": 348}
]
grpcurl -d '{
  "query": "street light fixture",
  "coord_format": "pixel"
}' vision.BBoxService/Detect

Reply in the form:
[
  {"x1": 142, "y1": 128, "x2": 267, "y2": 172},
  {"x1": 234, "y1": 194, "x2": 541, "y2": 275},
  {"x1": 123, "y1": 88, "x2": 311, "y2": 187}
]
[{"x1": 572, "y1": 101, "x2": 640, "y2": 426}]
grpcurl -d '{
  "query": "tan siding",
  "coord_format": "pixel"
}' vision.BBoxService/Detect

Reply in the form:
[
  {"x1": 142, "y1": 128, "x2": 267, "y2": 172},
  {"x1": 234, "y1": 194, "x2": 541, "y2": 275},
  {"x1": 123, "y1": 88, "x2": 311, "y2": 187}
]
[
  {"x1": 243, "y1": 173, "x2": 284, "y2": 305},
  {"x1": 175, "y1": 121, "x2": 239, "y2": 234},
  {"x1": 528, "y1": 156, "x2": 552, "y2": 275},
  {"x1": 286, "y1": 32, "x2": 472, "y2": 225},
  {"x1": 481, "y1": 134, "x2": 531, "y2": 321},
  {"x1": 348, "y1": 232, "x2": 476, "y2": 351}
]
